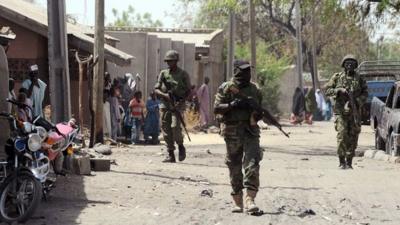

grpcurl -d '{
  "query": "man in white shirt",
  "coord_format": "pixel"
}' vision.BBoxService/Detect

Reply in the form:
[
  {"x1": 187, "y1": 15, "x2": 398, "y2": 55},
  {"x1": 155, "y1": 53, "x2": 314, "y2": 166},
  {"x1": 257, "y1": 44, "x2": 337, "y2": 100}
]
[{"x1": 22, "y1": 64, "x2": 47, "y2": 117}]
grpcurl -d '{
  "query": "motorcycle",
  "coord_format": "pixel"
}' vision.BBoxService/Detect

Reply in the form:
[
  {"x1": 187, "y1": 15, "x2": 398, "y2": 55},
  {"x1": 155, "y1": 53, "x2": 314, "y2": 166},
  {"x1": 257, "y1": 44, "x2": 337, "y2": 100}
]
[
  {"x1": 0, "y1": 111, "x2": 47, "y2": 223},
  {"x1": 0, "y1": 99, "x2": 79, "y2": 223}
]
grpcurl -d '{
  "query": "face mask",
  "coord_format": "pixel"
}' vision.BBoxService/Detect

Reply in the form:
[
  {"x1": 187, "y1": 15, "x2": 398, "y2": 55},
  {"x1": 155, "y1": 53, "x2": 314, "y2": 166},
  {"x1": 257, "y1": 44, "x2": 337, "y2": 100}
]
[
  {"x1": 233, "y1": 68, "x2": 251, "y2": 87},
  {"x1": 344, "y1": 61, "x2": 357, "y2": 75}
]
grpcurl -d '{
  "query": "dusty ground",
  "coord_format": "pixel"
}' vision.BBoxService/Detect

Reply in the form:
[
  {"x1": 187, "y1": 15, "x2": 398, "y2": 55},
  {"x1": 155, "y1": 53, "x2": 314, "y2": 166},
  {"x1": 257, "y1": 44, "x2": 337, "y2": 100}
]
[{"x1": 21, "y1": 121, "x2": 400, "y2": 225}]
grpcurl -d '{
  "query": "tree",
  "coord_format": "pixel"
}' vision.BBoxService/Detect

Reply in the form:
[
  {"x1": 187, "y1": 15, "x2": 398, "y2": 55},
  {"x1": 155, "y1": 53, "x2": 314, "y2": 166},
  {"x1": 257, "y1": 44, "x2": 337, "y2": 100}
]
[
  {"x1": 108, "y1": 5, "x2": 163, "y2": 27},
  {"x1": 176, "y1": 0, "x2": 376, "y2": 79},
  {"x1": 236, "y1": 42, "x2": 290, "y2": 113}
]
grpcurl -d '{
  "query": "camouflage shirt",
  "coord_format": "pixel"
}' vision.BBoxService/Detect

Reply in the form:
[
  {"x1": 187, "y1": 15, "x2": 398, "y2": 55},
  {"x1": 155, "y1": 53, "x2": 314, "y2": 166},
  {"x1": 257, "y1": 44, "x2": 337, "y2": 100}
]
[
  {"x1": 325, "y1": 71, "x2": 368, "y2": 115},
  {"x1": 214, "y1": 80, "x2": 262, "y2": 122},
  {"x1": 154, "y1": 67, "x2": 191, "y2": 109}
]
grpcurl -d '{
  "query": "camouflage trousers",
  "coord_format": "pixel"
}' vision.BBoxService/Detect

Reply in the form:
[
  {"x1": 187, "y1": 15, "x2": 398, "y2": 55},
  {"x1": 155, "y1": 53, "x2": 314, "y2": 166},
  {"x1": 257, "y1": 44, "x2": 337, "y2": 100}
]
[
  {"x1": 222, "y1": 123, "x2": 262, "y2": 195},
  {"x1": 160, "y1": 109, "x2": 184, "y2": 152},
  {"x1": 334, "y1": 114, "x2": 361, "y2": 157}
]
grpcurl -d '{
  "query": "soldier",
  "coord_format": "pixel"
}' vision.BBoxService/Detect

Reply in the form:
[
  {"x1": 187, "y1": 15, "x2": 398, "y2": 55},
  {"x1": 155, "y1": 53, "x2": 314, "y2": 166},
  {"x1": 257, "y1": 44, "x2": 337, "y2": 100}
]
[
  {"x1": 214, "y1": 60, "x2": 263, "y2": 213},
  {"x1": 325, "y1": 55, "x2": 368, "y2": 169},
  {"x1": 154, "y1": 50, "x2": 191, "y2": 163}
]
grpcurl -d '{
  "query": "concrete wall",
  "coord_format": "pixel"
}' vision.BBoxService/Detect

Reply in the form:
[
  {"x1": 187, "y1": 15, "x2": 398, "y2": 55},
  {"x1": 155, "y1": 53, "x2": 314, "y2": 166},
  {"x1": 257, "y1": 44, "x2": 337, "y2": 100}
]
[
  {"x1": 106, "y1": 31, "x2": 148, "y2": 94},
  {"x1": 159, "y1": 38, "x2": 172, "y2": 71},
  {"x1": 184, "y1": 43, "x2": 195, "y2": 83},
  {"x1": 278, "y1": 66, "x2": 298, "y2": 116},
  {"x1": 0, "y1": 17, "x2": 47, "y2": 59},
  {"x1": 146, "y1": 35, "x2": 160, "y2": 97},
  {"x1": 171, "y1": 41, "x2": 184, "y2": 68}
]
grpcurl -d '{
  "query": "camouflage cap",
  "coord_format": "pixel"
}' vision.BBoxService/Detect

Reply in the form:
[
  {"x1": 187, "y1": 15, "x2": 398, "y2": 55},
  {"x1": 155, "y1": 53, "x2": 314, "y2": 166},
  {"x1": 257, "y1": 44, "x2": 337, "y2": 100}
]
[
  {"x1": 164, "y1": 50, "x2": 179, "y2": 61},
  {"x1": 341, "y1": 54, "x2": 358, "y2": 67}
]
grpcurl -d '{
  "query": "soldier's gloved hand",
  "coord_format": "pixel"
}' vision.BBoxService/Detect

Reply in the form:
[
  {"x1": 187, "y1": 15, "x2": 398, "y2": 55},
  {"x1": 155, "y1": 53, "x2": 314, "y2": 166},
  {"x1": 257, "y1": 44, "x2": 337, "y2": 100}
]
[
  {"x1": 336, "y1": 88, "x2": 347, "y2": 95},
  {"x1": 229, "y1": 99, "x2": 248, "y2": 109}
]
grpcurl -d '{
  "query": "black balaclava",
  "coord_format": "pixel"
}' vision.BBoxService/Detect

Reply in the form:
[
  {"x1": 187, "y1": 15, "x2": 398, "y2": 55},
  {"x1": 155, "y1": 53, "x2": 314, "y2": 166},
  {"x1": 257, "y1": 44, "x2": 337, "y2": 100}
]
[
  {"x1": 343, "y1": 60, "x2": 357, "y2": 76},
  {"x1": 233, "y1": 60, "x2": 251, "y2": 88}
]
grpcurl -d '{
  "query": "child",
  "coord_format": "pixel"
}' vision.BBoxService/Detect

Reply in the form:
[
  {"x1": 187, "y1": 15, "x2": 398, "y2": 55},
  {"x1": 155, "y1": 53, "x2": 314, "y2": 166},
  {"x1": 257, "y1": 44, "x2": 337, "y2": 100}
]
[
  {"x1": 144, "y1": 92, "x2": 160, "y2": 145},
  {"x1": 110, "y1": 87, "x2": 121, "y2": 141},
  {"x1": 129, "y1": 91, "x2": 145, "y2": 144},
  {"x1": 16, "y1": 92, "x2": 31, "y2": 122}
]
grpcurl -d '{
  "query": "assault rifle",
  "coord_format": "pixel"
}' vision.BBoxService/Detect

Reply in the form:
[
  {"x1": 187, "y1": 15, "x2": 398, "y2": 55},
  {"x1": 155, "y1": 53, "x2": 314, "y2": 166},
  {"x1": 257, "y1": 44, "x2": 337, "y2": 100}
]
[
  {"x1": 229, "y1": 87, "x2": 290, "y2": 138},
  {"x1": 347, "y1": 90, "x2": 360, "y2": 125},
  {"x1": 161, "y1": 76, "x2": 191, "y2": 142}
]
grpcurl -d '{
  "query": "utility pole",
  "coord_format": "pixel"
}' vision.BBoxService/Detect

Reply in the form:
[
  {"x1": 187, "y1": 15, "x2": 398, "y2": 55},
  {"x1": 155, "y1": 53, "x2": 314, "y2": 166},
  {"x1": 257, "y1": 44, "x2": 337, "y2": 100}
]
[
  {"x1": 311, "y1": 0, "x2": 320, "y2": 90},
  {"x1": 47, "y1": 0, "x2": 71, "y2": 122},
  {"x1": 295, "y1": 0, "x2": 303, "y2": 90},
  {"x1": 249, "y1": 0, "x2": 257, "y2": 82},
  {"x1": 227, "y1": 10, "x2": 235, "y2": 80},
  {"x1": 92, "y1": 0, "x2": 105, "y2": 145}
]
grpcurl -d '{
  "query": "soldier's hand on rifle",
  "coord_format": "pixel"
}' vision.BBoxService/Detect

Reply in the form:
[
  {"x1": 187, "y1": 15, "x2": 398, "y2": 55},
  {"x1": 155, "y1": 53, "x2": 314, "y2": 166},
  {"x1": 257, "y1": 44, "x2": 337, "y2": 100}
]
[
  {"x1": 161, "y1": 92, "x2": 171, "y2": 101},
  {"x1": 336, "y1": 88, "x2": 347, "y2": 95},
  {"x1": 229, "y1": 99, "x2": 248, "y2": 109}
]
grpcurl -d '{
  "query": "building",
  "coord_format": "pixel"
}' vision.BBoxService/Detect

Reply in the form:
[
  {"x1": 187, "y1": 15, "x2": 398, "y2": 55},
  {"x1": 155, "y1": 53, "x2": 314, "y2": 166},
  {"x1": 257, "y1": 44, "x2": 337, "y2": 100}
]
[
  {"x1": 105, "y1": 27, "x2": 224, "y2": 123},
  {"x1": 0, "y1": 0, "x2": 134, "y2": 125}
]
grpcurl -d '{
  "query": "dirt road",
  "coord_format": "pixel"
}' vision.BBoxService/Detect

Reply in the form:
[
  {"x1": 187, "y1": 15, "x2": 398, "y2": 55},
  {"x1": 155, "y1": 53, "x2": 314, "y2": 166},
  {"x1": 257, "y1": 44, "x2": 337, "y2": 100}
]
[{"x1": 26, "y1": 121, "x2": 400, "y2": 225}]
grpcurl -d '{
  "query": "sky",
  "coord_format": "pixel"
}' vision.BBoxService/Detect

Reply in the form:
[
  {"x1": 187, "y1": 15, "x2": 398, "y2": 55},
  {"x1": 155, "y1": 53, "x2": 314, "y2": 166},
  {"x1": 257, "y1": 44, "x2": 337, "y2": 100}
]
[
  {"x1": 36, "y1": 0, "x2": 180, "y2": 27},
  {"x1": 33, "y1": 0, "x2": 397, "y2": 42}
]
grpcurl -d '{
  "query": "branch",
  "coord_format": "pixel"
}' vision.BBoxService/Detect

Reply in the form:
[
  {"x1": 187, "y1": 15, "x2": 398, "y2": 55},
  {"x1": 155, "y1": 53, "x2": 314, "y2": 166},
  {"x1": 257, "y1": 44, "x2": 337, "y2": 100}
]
[
  {"x1": 287, "y1": 0, "x2": 296, "y2": 24},
  {"x1": 260, "y1": 0, "x2": 296, "y2": 37}
]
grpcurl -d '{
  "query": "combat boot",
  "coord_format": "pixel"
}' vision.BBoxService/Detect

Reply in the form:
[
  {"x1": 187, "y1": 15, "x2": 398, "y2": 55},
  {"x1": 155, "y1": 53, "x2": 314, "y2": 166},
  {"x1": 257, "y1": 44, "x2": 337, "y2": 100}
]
[
  {"x1": 338, "y1": 156, "x2": 346, "y2": 169},
  {"x1": 178, "y1": 144, "x2": 186, "y2": 162},
  {"x1": 346, "y1": 156, "x2": 353, "y2": 169},
  {"x1": 231, "y1": 193, "x2": 243, "y2": 213},
  {"x1": 245, "y1": 190, "x2": 259, "y2": 213},
  {"x1": 162, "y1": 151, "x2": 176, "y2": 163}
]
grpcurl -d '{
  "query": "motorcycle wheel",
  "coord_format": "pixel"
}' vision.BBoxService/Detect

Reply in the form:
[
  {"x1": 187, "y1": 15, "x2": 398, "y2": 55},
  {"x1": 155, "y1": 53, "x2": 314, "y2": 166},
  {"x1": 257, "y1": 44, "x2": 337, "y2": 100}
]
[{"x1": 0, "y1": 170, "x2": 42, "y2": 223}]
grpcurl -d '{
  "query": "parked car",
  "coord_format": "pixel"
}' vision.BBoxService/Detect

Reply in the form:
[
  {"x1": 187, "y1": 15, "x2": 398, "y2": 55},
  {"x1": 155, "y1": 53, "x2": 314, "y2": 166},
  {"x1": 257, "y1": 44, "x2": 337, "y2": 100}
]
[
  {"x1": 370, "y1": 81, "x2": 400, "y2": 156},
  {"x1": 358, "y1": 61, "x2": 400, "y2": 124}
]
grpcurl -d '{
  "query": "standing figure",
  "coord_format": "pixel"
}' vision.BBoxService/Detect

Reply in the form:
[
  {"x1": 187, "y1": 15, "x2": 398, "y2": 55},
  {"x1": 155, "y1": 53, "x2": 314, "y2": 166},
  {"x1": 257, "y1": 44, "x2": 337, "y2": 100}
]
[
  {"x1": 197, "y1": 77, "x2": 211, "y2": 131},
  {"x1": 214, "y1": 60, "x2": 263, "y2": 213},
  {"x1": 109, "y1": 87, "x2": 121, "y2": 141},
  {"x1": 22, "y1": 64, "x2": 47, "y2": 117},
  {"x1": 314, "y1": 89, "x2": 325, "y2": 121},
  {"x1": 154, "y1": 50, "x2": 191, "y2": 163},
  {"x1": 325, "y1": 55, "x2": 368, "y2": 169},
  {"x1": 290, "y1": 87, "x2": 305, "y2": 125},
  {"x1": 16, "y1": 92, "x2": 31, "y2": 122},
  {"x1": 8, "y1": 78, "x2": 16, "y2": 114},
  {"x1": 144, "y1": 92, "x2": 161, "y2": 144},
  {"x1": 304, "y1": 87, "x2": 316, "y2": 124},
  {"x1": 129, "y1": 91, "x2": 145, "y2": 144},
  {"x1": 103, "y1": 92, "x2": 111, "y2": 138}
]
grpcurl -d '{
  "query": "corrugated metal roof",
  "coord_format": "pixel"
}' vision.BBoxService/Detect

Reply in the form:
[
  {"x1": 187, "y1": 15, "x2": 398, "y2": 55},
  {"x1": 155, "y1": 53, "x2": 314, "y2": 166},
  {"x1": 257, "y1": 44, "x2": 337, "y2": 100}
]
[{"x1": 0, "y1": 0, "x2": 134, "y2": 66}]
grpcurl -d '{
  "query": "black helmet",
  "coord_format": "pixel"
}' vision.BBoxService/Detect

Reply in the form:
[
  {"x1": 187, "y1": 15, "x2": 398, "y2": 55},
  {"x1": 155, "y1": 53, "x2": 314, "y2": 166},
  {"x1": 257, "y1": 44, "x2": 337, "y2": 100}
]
[
  {"x1": 341, "y1": 54, "x2": 358, "y2": 68},
  {"x1": 164, "y1": 50, "x2": 179, "y2": 61}
]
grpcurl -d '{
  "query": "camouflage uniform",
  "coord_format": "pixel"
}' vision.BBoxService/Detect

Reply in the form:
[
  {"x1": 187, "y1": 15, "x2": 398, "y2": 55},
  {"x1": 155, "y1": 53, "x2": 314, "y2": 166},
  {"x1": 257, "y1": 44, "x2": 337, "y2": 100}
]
[
  {"x1": 325, "y1": 56, "x2": 368, "y2": 166},
  {"x1": 154, "y1": 66, "x2": 191, "y2": 153},
  {"x1": 214, "y1": 81, "x2": 263, "y2": 195}
]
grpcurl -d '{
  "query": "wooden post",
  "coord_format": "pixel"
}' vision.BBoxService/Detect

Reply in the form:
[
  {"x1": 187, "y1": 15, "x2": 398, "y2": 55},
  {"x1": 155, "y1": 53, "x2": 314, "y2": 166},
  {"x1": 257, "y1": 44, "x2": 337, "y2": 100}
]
[
  {"x1": 295, "y1": 0, "x2": 303, "y2": 90},
  {"x1": 75, "y1": 52, "x2": 93, "y2": 148},
  {"x1": 47, "y1": 0, "x2": 71, "y2": 122},
  {"x1": 0, "y1": 46, "x2": 9, "y2": 159},
  {"x1": 227, "y1": 10, "x2": 235, "y2": 80},
  {"x1": 92, "y1": 0, "x2": 105, "y2": 145},
  {"x1": 311, "y1": 0, "x2": 320, "y2": 90},
  {"x1": 249, "y1": 0, "x2": 257, "y2": 82}
]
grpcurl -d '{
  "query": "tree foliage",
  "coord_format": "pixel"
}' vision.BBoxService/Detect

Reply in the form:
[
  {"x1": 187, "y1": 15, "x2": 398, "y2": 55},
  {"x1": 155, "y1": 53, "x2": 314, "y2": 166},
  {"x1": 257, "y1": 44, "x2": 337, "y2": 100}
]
[
  {"x1": 176, "y1": 0, "x2": 377, "y2": 79},
  {"x1": 108, "y1": 5, "x2": 163, "y2": 27},
  {"x1": 236, "y1": 42, "x2": 290, "y2": 114}
]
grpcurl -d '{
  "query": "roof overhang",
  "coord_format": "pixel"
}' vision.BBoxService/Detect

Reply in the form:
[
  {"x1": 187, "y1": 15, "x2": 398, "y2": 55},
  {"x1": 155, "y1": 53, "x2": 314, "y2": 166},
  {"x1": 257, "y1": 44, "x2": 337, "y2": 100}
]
[{"x1": 0, "y1": 0, "x2": 133, "y2": 66}]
